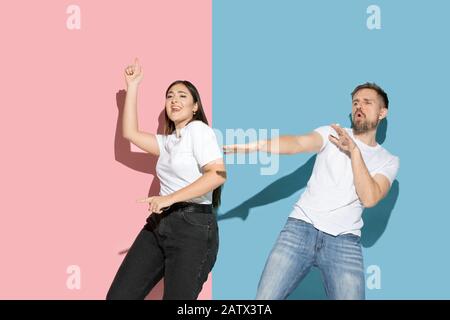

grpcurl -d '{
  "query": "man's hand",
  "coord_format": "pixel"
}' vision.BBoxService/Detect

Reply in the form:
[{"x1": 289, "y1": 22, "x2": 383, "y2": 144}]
[
  {"x1": 137, "y1": 195, "x2": 175, "y2": 214},
  {"x1": 328, "y1": 124, "x2": 358, "y2": 156}
]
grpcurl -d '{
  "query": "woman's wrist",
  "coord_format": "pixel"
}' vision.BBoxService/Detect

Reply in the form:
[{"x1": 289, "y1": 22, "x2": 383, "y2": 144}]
[
  {"x1": 166, "y1": 193, "x2": 177, "y2": 205},
  {"x1": 126, "y1": 82, "x2": 140, "y2": 90}
]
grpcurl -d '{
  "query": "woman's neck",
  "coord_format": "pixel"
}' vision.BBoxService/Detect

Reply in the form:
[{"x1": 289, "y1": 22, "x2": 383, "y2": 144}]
[{"x1": 174, "y1": 118, "x2": 193, "y2": 137}]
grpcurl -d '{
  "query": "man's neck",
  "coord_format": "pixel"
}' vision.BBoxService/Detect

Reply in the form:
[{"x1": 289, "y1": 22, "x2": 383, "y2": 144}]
[{"x1": 352, "y1": 129, "x2": 378, "y2": 147}]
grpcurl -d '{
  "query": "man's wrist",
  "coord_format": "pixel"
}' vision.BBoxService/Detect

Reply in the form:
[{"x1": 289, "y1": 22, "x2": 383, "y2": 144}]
[{"x1": 350, "y1": 145, "x2": 361, "y2": 158}]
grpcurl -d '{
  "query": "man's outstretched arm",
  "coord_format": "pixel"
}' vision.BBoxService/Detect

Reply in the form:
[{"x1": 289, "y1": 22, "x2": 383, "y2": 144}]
[{"x1": 223, "y1": 131, "x2": 323, "y2": 155}]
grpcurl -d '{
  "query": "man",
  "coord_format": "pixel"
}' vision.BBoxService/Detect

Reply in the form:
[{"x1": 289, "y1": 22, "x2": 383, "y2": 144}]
[{"x1": 223, "y1": 83, "x2": 399, "y2": 300}]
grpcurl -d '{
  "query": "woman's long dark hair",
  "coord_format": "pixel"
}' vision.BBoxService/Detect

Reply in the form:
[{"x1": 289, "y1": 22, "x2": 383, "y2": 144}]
[{"x1": 164, "y1": 80, "x2": 222, "y2": 208}]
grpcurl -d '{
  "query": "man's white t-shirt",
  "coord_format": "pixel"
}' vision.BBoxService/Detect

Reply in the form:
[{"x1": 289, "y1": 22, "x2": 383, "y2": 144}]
[
  {"x1": 155, "y1": 120, "x2": 223, "y2": 204},
  {"x1": 289, "y1": 125, "x2": 400, "y2": 237}
]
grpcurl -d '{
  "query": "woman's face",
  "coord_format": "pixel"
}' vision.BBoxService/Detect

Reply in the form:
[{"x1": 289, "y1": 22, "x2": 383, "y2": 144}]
[{"x1": 165, "y1": 83, "x2": 198, "y2": 125}]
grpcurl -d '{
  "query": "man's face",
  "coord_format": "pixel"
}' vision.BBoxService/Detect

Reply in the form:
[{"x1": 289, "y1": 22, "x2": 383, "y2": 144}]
[{"x1": 351, "y1": 88, "x2": 387, "y2": 134}]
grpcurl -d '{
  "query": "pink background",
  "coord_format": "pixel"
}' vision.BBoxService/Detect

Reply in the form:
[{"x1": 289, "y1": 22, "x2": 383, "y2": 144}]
[{"x1": 0, "y1": 0, "x2": 212, "y2": 299}]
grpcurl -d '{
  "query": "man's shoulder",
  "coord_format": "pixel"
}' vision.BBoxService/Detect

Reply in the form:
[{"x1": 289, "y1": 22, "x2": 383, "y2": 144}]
[{"x1": 377, "y1": 145, "x2": 400, "y2": 164}]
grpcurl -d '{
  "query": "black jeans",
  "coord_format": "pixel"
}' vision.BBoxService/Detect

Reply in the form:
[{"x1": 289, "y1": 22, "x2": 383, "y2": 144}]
[{"x1": 106, "y1": 203, "x2": 219, "y2": 300}]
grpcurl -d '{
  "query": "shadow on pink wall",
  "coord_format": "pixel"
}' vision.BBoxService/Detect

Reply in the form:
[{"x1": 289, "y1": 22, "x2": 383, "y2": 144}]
[{"x1": 114, "y1": 89, "x2": 165, "y2": 299}]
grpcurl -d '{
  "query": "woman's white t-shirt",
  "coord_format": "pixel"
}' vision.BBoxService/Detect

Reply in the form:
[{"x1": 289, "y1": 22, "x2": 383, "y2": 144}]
[{"x1": 155, "y1": 120, "x2": 223, "y2": 204}]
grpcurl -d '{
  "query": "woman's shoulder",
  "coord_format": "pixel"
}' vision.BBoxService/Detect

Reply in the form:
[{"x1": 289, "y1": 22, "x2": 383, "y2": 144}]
[{"x1": 186, "y1": 120, "x2": 212, "y2": 133}]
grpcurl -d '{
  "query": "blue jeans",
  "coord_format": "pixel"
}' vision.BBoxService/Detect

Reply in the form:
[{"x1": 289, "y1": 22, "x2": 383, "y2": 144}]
[{"x1": 256, "y1": 217, "x2": 365, "y2": 300}]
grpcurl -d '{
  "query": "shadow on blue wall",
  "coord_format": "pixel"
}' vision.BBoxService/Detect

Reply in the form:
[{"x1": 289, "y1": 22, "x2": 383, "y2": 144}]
[{"x1": 218, "y1": 119, "x2": 400, "y2": 299}]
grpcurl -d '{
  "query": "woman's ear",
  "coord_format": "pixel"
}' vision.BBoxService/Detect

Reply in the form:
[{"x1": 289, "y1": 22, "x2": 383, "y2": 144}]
[{"x1": 193, "y1": 103, "x2": 199, "y2": 113}]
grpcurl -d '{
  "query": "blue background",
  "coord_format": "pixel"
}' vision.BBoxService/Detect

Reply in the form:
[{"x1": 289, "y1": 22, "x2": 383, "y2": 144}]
[{"x1": 212, "y1": 0, "x2": 450, "y2": 299}]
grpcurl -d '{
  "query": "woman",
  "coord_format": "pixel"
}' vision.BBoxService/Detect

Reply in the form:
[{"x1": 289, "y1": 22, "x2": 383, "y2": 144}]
[{"x1": 107, "y1": 59, "x2": 226, "y2": 300}]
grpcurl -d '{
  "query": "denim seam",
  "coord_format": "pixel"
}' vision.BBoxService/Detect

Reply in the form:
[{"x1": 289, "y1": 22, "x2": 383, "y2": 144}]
[{"x1": 192, "y1": 221, "x2": 213, "y2": 298}]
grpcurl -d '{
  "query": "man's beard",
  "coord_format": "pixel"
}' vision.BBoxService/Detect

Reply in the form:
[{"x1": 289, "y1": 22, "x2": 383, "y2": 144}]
[{"x1": 351, "y1": 115, "x2": 379, "y2": 134}]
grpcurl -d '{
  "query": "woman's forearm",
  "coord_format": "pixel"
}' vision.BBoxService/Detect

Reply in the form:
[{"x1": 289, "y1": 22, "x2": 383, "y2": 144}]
[
  {"x1": 122, "y1": 84, "x2": 139, "y2": 138},
  {"x1": 168, "y1": 171, "x2": 226, "y2": 204}
]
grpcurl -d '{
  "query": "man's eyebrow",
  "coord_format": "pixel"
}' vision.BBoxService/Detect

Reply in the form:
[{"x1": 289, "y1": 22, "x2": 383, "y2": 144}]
[{"x1": 352, "y1": 98, "x2": 374, "y2": 102}]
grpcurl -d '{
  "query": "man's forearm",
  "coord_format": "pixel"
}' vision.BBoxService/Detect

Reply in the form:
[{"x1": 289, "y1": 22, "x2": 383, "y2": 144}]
[
  {"x1": 258, "y1": 136, "x2": 299, "y2": 154},
  {"x1": 350, "y1": 147, "x2": 382, "y2": 208}
]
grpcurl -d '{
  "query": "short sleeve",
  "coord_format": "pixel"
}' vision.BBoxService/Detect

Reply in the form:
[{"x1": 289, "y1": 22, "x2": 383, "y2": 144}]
[
  {"x1": 156, "y1": 134, "x2": 166, "y2": 154},
  {"x1": 372, "y1": 156, "x2": 400, "y2": 186},
  {"x1": 189, "y1": 121, "x2": 223, "y2": 167},
  {"x1": 313, "y1": 125, "x2": 335, "y2": 152}
]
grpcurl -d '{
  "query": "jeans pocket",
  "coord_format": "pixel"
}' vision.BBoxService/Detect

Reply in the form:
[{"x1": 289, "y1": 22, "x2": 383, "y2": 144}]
[
  {"x1": 341, "y1": 233, "x2": 361, "y2": 244},
  {"x1": 181, "y1": 211, "x2": 213, "y2": 228}
]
